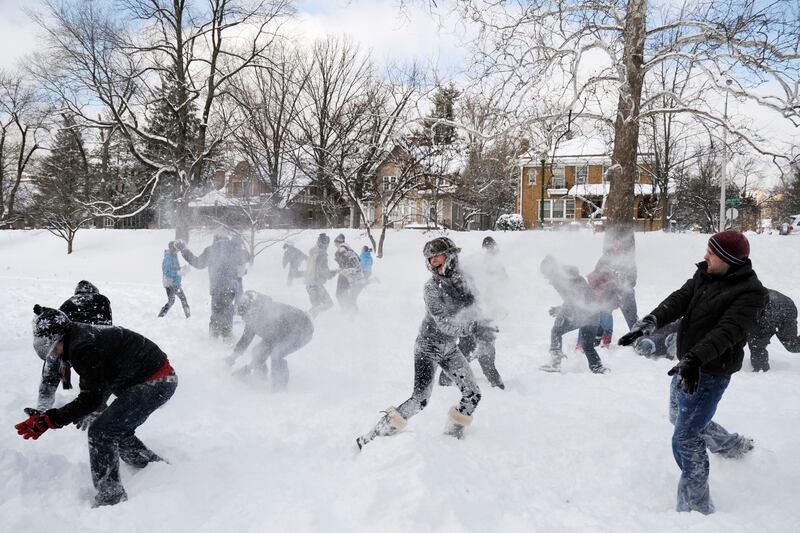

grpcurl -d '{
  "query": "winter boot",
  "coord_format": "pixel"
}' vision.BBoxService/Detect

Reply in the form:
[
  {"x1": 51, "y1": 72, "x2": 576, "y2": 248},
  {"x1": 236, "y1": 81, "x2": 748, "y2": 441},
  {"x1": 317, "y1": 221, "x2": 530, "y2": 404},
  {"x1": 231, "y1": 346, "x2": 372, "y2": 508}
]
[
  {"x1": 92, "y1": 487, "x2": 128, "y2": 508},
  {"x1": 183, "y1": 305, "x2": 191, "y2": 318},
  {"x1": 157, "y1": 306, "x2": 168, "y2": 318},
  {"x1": 600, "y1": 335, "x2": 612, "y2": 348},
  {"x1": 356, "y1": 407, "x2": 407, "y2": 449},
  {"x1": 719, "y1": 437, "x2": 755, "y2": 459},
  {"x1": 444, "y1": 406, "x2": 472, "y2": 439},
  {"x1": 591, "y1": 365, "x2": 611, "y2": 374},
  {"x1": 540, "y1": 349, "x2": 565, "y2": 373}
]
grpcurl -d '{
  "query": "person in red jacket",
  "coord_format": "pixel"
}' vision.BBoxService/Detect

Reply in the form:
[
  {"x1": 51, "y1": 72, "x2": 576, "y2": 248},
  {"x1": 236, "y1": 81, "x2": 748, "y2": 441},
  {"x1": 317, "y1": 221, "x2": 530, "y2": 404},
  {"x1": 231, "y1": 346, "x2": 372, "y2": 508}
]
[{"x1": 15, "y1": 305, "x2": 178, "y2": 507}]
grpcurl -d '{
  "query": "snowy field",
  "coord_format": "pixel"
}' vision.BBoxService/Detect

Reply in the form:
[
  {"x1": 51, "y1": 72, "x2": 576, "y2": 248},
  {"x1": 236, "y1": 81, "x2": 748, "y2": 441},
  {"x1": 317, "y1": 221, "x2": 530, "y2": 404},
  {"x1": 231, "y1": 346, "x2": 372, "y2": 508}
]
[{"x1": 1, "y1": 227, "x2": 799, "y2": 533}]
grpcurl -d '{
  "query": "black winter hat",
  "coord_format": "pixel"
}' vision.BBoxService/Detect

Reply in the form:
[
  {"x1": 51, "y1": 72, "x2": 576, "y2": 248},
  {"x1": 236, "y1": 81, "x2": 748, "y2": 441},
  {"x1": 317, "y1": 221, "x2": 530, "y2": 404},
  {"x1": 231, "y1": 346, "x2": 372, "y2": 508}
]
[
  {"x1": 334, "y1": 233, "x2": 346, "y2": 244},
  {"x1": 482, "y1": 236, "x2": 497, "y2": 249},
  {"x1": 317, "y1": 233, "x2": 330, "y2": 247},
  {"x1": 423, "y1": 237, "x2": 460, "y2": 258},
  {"x1": 74, "y1": 280, "x2": 99, "y2": 294},
  {"x1": 708, "y1": 230, "x2": 749, "y2": 266},
  {"x1": 32, "y1": 305, "x2": 71, "y2": 360}
]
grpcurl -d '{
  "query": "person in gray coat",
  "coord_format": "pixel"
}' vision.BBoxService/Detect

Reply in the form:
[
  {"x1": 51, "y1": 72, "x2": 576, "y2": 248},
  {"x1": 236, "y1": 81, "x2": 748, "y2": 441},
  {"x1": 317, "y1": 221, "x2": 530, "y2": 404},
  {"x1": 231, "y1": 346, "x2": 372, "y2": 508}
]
[
  {"x1": 227, "y1": 291, "x2": 314, "y2": 390},
  {"x1": 304, "y1": 233, "x2": 335, "y2": 317},
  {"x1": 176, "y1": 233, "x2": 249, "y2": 339},
  {"x1": 356, "y1": 237, "x2": 496, "y2": 449}
]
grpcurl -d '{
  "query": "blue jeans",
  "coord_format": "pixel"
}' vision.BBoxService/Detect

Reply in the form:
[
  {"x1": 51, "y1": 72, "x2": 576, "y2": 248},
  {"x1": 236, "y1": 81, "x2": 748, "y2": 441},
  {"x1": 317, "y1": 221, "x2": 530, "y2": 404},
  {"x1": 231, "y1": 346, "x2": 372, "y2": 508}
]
[
  {"x1": 597, "y1": 313, "x2": 613, "y2": 337},
  {"x1": 88, "y1": 376, "x2": 177, "y2": 501},
  {"x1": 550, "y1": 315, "x2": 603, "y2": 371},
  {"x1": 669, "y1": 373, "x2": 732, "y2": 514}
]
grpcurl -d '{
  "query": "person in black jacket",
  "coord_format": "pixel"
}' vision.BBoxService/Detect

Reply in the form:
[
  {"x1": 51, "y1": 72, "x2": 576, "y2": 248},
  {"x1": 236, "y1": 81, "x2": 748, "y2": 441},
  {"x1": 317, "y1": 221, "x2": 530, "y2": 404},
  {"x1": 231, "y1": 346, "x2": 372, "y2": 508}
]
[
  {"x1": 619, "y1": 230, "x2": 767, "y2": 515},
  {"x1": 227, "y1": 290, "x2": 314, "y2": 390},
  {"x1": 747, "y1": 289, "x2": 800, "y2": 371},
  {"x1": 176, "y1": 232, "x2": 249, "y2": 339},
  {"x1": 15, "y1": 306, "x2": 178, "y2": 507},
  {"x1": 282, "y1": 242, "x2": 307, "y2": 286},
  {"x1": 36, "y1": 281, "x2": 114, "y2": 412}
]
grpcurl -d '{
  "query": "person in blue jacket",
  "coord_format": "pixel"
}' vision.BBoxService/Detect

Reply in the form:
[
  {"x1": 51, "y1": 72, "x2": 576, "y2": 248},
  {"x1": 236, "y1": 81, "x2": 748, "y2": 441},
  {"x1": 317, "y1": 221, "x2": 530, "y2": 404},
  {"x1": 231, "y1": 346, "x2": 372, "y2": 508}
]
[
  {"x1": 359, "y1": 245, "x2": 374, "y2": 279},
  {"x1": 158, "y1": 241, "x2": 191, "y2": 318}
]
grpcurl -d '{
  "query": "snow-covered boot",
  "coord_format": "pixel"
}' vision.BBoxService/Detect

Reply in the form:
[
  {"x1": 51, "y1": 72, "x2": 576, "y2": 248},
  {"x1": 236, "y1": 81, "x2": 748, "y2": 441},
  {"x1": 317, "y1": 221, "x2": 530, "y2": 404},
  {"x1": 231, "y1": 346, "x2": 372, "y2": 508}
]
[
  {"x1": 157, "y1": 306, "x2": 168, "y2": 318},
  {"x1": 183, "y1": 305, "x2": 191, "y2": 318},
  {"x1": 540, "y1": 349, "x2": 565, "y2": 373},
  {"x1": 444, "y1": 406, "x2": 472, "y2": 439},
  {"x1": 591, "y1": 365, "x2": 611, "y2": 374},
  {"x1": 356, "y1": 406, "x2": 407, "y2": 450}
]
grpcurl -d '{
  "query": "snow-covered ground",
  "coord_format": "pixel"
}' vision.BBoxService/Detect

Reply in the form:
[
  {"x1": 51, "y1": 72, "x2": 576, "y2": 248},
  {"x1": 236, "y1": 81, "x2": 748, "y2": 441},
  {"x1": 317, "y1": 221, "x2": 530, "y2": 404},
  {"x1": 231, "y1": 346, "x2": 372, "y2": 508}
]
[{"x1": 1, "y1": 227, "x2": 798, "y2": 532}]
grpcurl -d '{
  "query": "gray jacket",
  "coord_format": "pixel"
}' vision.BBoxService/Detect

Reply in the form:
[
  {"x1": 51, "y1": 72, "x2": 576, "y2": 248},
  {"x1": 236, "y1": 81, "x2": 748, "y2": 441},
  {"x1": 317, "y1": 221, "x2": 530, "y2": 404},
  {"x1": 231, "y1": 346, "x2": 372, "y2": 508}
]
[
  {"x1": 418, "y1": 269, "x2": 481, "y2": 348},
  {"x1": 181, "y1": 237, "x2": 249, "y2": 294},
  {"x1": 234, "y1": 293, "x2": 314, "y2": 354}
]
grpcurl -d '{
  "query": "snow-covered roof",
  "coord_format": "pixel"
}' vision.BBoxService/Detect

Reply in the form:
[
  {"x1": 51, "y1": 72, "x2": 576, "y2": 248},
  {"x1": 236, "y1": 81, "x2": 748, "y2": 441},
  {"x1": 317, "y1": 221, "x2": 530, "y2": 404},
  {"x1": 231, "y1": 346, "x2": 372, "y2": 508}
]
[
  {"x1": 566, "y1": 183, "x2": 672, "y2": 197},
  {"x1": 520, "y1": 137, "x2": 652, "y2": 166},
  {"x1": 188, "y1": 188, "x2": 243, "y2": 208}
]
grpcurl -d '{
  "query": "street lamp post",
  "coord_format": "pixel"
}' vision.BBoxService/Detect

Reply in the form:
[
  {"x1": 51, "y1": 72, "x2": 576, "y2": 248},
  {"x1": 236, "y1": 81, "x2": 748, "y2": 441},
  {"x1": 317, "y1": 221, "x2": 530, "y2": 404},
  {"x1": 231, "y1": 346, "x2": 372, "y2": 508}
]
[
  {"x1": 719, "y1": 78, "x2": 732, "y2": 232},
  {"x1": 539, "y1": 158, "x2": 546, "y2": 229}
]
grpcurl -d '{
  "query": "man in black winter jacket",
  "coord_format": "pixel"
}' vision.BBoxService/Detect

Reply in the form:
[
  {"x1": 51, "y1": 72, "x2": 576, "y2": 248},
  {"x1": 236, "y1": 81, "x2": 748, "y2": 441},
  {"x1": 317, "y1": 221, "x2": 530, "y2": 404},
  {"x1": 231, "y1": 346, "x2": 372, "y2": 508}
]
[
  {"x1": 227, "y1": 290, "x2": 314, "y2": 389},
  {"x1": 36, "y1": 280, "x2": 114, "y2": 412},
  {"x1": 15, "y1": 306, "x2": 177, "y2": 507},
  {"x1": 177, "y1": 233, "x2": 249, "y2": 338},
  {"x1": 747, "y1": 289, "x2": 800, "y2": 371},
  {"x1": 619, "y1": 230, "x2": 767, "y2": 515}
]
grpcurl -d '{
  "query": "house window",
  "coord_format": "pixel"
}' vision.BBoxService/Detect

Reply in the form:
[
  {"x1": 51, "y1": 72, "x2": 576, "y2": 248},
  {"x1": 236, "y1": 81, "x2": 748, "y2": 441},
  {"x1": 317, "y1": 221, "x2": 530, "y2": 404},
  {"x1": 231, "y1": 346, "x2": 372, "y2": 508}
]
[
  {"x1": 383, "y1": 176, "x2": 397, "y2": 191},
  {"x1": 528, "y1": 168, "x2": 536, "y2": 185},
  {"x1": 543, "y1": 199, "x2": 576, "y2": 220},
  {"x1": 550, "y1": 166, "x2": 565, "y2": 188},
  {"x1": 576, "y1": 164, "x2": 588, "y2": 185}
]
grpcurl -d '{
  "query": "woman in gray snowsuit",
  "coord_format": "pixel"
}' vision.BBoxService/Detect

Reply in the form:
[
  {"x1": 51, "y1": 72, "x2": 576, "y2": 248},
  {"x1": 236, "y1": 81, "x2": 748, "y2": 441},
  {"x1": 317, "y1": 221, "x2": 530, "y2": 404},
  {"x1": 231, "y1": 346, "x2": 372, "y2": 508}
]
[
  {"x1": 227, "y1": 290, "x2": 314, "y2": 389},
  {"x1": 356, "y1": 237, "x2": 496, "y2": 448}
]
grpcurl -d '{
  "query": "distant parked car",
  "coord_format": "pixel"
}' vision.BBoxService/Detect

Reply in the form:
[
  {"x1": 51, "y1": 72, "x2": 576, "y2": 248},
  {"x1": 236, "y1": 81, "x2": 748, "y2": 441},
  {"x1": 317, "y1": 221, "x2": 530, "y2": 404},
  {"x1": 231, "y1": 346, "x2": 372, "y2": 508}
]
[{"x1": 779, "y1": 214, "x2": 800, "y2": 235}]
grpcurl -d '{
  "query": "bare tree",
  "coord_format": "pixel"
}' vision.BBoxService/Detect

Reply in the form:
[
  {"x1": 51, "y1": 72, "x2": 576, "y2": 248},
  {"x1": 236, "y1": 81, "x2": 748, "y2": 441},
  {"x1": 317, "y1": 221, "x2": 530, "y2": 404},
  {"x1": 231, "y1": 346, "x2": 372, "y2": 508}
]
[
  {"x1": 0, "y1": 71, "x2": 49, "y2": 227},
  {"x1": 32, "y1": 0, "x2": 293, "y2": 240},
  {"x1": 425, "y1": 0, "x2": 800, "y2": 242}
]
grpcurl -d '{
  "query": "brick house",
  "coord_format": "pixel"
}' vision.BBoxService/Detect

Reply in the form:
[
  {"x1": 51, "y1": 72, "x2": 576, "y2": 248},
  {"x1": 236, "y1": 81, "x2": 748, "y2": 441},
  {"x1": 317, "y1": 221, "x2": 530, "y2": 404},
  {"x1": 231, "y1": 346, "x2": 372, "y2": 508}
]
[{"x1": 517, "y1": 137, "x2": 670, "y2": 230}]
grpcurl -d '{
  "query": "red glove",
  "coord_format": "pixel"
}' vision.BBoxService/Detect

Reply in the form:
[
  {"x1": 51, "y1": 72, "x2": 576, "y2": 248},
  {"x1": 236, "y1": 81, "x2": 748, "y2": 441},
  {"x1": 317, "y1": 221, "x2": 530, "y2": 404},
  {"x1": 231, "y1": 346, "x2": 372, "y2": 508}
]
[{"x1": 15, "y1": 413, "x2": 60, "y2": 440}]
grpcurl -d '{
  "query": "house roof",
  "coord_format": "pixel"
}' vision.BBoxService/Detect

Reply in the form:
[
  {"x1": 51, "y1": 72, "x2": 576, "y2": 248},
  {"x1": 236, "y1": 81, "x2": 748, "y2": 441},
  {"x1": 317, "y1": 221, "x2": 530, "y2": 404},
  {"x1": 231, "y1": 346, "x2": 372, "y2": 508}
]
[{"x1": 519, "y1": 136, "x2": 652, "y2": 166}]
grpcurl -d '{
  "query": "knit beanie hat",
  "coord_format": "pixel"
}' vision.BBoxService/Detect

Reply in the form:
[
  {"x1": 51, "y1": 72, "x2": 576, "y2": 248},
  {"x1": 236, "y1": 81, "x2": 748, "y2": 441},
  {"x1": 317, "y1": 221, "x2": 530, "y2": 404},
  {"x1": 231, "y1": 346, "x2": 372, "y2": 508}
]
[
  {"x1": 32, "y1": 305, "x2": 71, "y2": 360},
  {"x1": 708, "y1": 230, "x2": 749, "y2": 266}
]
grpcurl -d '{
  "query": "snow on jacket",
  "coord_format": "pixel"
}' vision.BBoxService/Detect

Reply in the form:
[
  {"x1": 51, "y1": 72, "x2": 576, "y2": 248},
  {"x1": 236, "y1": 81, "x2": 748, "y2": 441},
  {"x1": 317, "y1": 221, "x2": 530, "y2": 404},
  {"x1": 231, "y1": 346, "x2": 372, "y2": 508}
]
[
  {"x1": 181, "y1": 237, "x2": 249, "y2": 294},
  {"x1": 419, "y1": 267, "x2": 481, "y2": 344},
  {"x1": 45, "y1": 323, "x2": 169, "y2": 426},
  {"x1": 359, "y1": 250, "x2": 373, "y2": 273},
  {"x1": 648, "y1": 260, "x2": 767, "y2": 375},
  {"x1": 283, "y1": 245, "x2": 307, "y2": 268},
  {"x1": 305, "y1": 246, "x2": 333, "y2": 285},
  {"x1": 234, "y1": 292, "x2": 314, "y2": 354},
  {"x1": 594, "y1": 248, "x2": 637, "y2": 291},
  {"x1": 334, "y1": 244, "x2": 364, "y2": 283},
  {"x1": 544, "y1": 262, "x2": 598, "y2": 324},
  {"x1": 59, "y1": 283, "x2": 112, "y2": 326},
  {"x1": 162, "y1": 250, "x2": 182, "y2": 288}
]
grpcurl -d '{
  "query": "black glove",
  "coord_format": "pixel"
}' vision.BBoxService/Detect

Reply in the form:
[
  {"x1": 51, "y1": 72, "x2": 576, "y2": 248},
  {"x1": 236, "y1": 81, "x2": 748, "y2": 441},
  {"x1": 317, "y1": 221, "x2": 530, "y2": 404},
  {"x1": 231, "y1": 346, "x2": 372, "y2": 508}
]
[
  {"x1": 473, "y1": 320, "x2": 499, "y2": 342},
  {"x1": 618, "y1": 315, "x2": 657, "y2": 346},
  {"x1": 668, "y1": 356, "x2": 701, "y2": 395},
  {"x1": 548, "y1": 306, "x2": 561, "y2": 317}
]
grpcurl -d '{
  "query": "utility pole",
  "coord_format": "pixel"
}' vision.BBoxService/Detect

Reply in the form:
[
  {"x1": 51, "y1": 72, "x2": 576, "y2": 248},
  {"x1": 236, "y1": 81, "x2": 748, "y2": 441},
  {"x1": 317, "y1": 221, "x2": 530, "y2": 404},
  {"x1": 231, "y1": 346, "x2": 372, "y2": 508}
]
[{"x1": 719, "y1": 78, "x2": 732, "y2": 232}]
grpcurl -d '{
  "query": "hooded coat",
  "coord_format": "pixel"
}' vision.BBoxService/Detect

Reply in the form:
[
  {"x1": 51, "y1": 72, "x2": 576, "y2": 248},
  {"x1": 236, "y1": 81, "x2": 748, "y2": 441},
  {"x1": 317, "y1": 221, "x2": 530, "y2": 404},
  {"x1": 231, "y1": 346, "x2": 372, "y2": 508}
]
[
  {"x1": 59, "y1": 281, "x2": 112, "y2": 325},
  {"x1": 181, "y1": 237, "x2": 249, "y2": 295}
]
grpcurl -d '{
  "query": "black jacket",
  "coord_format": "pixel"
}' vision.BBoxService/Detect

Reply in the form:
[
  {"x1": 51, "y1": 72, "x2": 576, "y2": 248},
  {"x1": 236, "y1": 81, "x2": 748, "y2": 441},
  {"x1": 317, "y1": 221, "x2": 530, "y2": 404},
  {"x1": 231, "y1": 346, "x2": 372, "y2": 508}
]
[
  {"x1": 46, "y1": 323, "x2": 168, "y2": 426},
  {"x1": 649, "y1": 261, "x2": 767, "y2": 375},
  {"x1": 181, "y1": 237, "x2": 249, "y2": 294}
]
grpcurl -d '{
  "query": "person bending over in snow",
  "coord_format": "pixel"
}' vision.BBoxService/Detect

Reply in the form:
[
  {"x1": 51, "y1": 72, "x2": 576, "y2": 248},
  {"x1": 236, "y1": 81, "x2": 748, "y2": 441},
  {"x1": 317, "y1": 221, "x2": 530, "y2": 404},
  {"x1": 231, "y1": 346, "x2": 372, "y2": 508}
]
[
  {"x1": 332, "y1": 233, "x2": 365, "y2": 312},
  {"x1": 356, "y1": 237, "x2": 495, "y2": 449},
  {"x1": 226, "y1": 290, "x2": 314, "y2": 390},
  {"x1": 282, "y1": 242, "x2": 307, "y2": 286},
  {"x1": 305, "y1": 233, "x2": 335, "y2": 317},
  {"x1": 159, "y1": 240, "x2": 191, "y2": 318},
  {"x1": 619, "y1": 230, "x2": 766, "y2": 515},
  {"x1": 36, "y1": 281, "x2": 113, "y2": 414},
  {"x1": 15, "y1": 305, "x2": 177, "y2": 507},
  {"x1": 540, "y1": 255, "x2": 610, "y2": 374},
  {"x1": 176, "y1": 231, "x2": 249, "y2": 339},
  {"x1": 747, "y1": 288, "x2": 800, "y2": 372}
]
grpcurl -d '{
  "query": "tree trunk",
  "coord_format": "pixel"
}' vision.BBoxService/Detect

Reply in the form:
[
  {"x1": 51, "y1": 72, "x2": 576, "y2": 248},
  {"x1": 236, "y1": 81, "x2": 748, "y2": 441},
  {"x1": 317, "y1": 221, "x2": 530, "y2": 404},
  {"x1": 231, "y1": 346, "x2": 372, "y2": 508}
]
[
  {"x1": 175, "y1": 199, "x2": 190, "y2": 242},
  {"x1": 67, "y1": 232, "x2": 74, "y2": 254},
  {"x1": 377, "y1": 225, "x2": 387, "y2": 258},
  {"x1": 606, "y1": 0, "x2": 646, "y2": 237}
]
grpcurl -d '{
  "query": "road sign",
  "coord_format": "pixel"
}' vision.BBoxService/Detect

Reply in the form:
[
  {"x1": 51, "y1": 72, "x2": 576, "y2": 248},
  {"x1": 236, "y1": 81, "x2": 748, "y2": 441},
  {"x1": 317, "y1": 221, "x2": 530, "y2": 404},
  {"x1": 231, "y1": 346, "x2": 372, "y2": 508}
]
[
  {"x1": 725, "y1": 198, "x2": 741, "y2": 207},
  {"x1": 725, "y1": 207, "x2": 739, "y2": 221}
]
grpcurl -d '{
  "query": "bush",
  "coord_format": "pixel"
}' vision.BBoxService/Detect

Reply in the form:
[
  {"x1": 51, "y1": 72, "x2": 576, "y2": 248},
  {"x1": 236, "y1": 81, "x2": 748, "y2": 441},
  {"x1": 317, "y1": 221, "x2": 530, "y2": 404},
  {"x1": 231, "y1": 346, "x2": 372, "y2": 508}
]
[{"x1": 495, "y1": 213, "x2": 525, "y2": 231}]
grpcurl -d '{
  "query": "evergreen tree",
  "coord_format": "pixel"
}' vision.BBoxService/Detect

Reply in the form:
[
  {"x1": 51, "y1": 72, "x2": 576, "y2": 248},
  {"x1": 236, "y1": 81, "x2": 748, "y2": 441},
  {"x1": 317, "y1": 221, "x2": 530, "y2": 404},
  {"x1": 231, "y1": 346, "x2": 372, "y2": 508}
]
[{"x1": 32, "y1": 115, "x2": 95, "y2": 253}]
